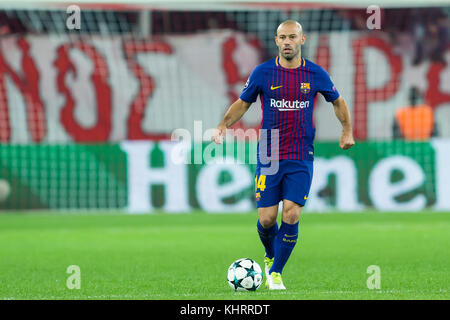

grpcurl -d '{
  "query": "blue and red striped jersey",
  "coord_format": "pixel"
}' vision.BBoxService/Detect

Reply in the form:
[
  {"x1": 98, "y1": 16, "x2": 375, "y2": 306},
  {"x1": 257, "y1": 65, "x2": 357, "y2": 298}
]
[{"x1": 240, "y1": 56, "x2": 340, "y2": 161}]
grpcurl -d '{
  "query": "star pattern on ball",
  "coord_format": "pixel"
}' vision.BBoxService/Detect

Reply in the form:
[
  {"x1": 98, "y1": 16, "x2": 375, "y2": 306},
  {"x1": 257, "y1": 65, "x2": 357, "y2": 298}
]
[{"x1": 227, "y1": 258, "x2": 263, "y2": 291}]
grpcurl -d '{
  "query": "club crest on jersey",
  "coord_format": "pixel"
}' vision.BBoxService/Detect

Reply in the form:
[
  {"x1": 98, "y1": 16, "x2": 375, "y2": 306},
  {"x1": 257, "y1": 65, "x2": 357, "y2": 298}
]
[{"x1": 300, "y1": 82, "x2": 310, "y2": 94}]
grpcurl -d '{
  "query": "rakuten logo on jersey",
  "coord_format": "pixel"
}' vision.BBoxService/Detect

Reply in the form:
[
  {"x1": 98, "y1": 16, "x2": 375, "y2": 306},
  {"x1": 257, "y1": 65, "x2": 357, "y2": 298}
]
[{"x1": 270, "y1": 99, "x2": 310, "y2": 111}]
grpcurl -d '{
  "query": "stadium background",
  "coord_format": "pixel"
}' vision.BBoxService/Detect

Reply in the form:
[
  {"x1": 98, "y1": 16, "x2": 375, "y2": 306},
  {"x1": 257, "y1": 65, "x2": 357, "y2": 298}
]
[
  {"x1": 0, "y1": 0, "x2": 449, "y2": 301},
  {"x1": 0, "y1": 0, "x2": 449, "y2": 213}
]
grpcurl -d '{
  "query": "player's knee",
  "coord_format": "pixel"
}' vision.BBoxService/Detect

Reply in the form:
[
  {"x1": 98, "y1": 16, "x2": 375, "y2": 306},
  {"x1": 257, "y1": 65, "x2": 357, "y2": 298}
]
[
  {"x1": 282, "y1": 204, "x2": 301, "y2": 224},
  {"x1": 259, "y1": 215, "x2": 277, "y2": 228}
]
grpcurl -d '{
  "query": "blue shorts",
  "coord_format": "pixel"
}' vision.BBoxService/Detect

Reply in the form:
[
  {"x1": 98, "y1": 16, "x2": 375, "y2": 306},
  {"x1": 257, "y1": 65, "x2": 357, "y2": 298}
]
[{"x1": 254, "y1": 160, "x2": 313, "y2": 208}]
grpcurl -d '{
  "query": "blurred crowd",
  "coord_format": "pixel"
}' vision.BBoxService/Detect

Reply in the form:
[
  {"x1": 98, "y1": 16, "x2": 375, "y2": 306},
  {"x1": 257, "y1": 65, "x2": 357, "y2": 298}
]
[
  {"x1": 1, "y1": 7, "x2": 448, "y2": 64},
  {"x1": 341, "y1": 7, "x2": 450, "y2": 65}
]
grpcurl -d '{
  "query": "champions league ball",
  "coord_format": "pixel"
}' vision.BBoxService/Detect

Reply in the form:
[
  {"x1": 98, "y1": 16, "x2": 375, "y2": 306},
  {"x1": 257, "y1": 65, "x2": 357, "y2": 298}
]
[{"x1": 227, "y1": 258, "x2": 263, "y2": 291}]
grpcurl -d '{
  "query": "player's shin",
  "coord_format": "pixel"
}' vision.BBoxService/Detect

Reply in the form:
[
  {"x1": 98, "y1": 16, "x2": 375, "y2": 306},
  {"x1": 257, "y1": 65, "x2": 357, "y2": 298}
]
[
  {"x1": 256, "y1": 219, "x2": 278, "y2": 259},
  {"x1": 269, "y1": 221, "x2": 299, "y2": 274}
]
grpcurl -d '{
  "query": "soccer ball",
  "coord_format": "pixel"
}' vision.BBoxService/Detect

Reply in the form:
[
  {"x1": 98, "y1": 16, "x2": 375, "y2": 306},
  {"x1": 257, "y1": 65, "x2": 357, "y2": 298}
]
[{"x1": 227, "y1": 258, "x2": 263, "y2": 291}]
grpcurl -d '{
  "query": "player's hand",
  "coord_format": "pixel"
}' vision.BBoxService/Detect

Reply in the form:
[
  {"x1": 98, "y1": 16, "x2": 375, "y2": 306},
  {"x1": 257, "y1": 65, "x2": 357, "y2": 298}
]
[
  {"x1": 212, "y1": 125, "x2": 226, "y2": 144},
  {"x1": 339, "y1": 131, "x2": 355, "y2": 150}
]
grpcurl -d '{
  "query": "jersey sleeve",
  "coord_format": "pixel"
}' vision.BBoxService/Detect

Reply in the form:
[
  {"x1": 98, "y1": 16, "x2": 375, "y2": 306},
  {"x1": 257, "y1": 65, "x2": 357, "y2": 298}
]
[
  {"x1": 239, "y1": 68, "x2": 261, "y2": 103},
  {"x1": 316, "y1": 67, "x2": 340, "y2": 102}
]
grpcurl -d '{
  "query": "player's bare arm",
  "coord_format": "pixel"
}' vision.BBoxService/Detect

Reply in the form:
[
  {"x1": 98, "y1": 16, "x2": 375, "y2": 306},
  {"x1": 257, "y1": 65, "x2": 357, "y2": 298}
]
[
  {"x1": 332, "y1": 96, "x2": 355, "y2": 150},
  {"x1": 213, "y1": 98, "x2": 252, "y2": 144}
]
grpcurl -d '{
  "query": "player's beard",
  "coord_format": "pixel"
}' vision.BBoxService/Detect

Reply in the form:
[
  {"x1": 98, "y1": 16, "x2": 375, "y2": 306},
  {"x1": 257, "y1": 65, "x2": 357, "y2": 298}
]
[{"x1": 280, "y1": 45, "x2": 300, "y2": 61}]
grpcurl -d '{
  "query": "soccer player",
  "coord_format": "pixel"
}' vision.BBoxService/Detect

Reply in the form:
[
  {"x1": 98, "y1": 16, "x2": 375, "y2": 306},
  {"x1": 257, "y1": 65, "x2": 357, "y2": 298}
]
[{"x1": 213, "y1": 20, "x2": 355, "y2": 290}]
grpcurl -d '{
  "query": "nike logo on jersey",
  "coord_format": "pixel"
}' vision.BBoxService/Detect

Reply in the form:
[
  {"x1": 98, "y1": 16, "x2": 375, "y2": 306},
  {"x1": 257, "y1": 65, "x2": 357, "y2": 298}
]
[{"x1": 270, "y1": 85, "x2": 283, "y2": 90}]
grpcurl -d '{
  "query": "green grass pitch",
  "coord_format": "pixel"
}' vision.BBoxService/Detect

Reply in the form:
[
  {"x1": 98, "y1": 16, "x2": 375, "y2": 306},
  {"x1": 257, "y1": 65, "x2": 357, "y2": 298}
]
[{"x1": 0, "y1": 211, "x2": 449, "y2": 300}]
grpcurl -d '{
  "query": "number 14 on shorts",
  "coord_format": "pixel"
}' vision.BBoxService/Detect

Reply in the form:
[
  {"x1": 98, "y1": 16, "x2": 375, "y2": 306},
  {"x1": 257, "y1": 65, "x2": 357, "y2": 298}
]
[
  {"x1": 255, "y1": 175, "x2": 266, "y2": 202},
  {"x1": 255, "y1": 175, "x2": 266, "y2": 191}
]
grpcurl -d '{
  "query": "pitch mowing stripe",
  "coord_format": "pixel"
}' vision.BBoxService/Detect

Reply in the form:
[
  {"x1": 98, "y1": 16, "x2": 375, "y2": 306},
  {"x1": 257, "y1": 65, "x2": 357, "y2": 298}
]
[{"x1": 3, "y1": 289, "x2": 449, "y2": 300}]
